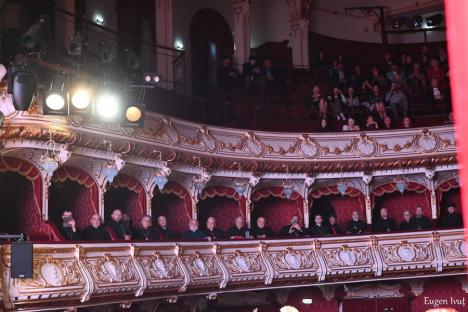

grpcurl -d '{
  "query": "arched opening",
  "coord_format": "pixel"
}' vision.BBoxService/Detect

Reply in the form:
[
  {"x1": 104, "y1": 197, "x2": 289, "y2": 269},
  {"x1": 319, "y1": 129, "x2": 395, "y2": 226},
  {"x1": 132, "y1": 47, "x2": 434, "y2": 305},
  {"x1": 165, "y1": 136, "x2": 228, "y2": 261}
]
[
  {"x1": 309, "y1": 186, "x2": 366, "y2": 230},
  {"x1": 0, "y1": 157, "x2": 43, "y2": 235},
  {"x1": 49, "y1": 166, "x2": 98, "y2": 229},
  {"x1": 151, "y1": 181, "x2": 192, "y2": 235},
  {"x1": 437, "y1": 178, "x2": 461, "y2": 219},
  {"x1": 104, "y1": 174, "x2": 146, "y2": 227},
  {"x1": 189, "y1": 8, "x2": 234, "y2": 97},
  {"x1": 197, "y1": 186, "x2": 245, "y2": 232},
  {"x1": 372, "y1": 182, "x2": 431, "y2": 225},
  {"x1": 251, "y1": 187, "x2": 303, "y2": 233}
]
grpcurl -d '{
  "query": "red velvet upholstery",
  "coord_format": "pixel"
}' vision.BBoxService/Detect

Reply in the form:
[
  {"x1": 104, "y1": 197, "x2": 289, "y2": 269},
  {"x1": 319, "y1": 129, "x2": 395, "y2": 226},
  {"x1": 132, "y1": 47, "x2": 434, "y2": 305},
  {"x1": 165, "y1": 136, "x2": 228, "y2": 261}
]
[
  {"x1": 0, "y1": 157, "x2": 43, "y2": 233},
  {"x1": 51, "y1": 166, "x2": 98, "y2": 228},
  {"x1": 343, "y1": 298, "x2": 410, "y2": 312},
  {"x1": 310, "y1": 186, "x2": 365, "y2": 229},
  {"x1": 411, "y1": 277, "x2": 466, "y2": 312},
  {"x1": 110, "y1": 174, "x2": 147, "y2": 225},
  {"x1": 372, "y1": 182, "x2": 431, "y2": 222},
  {"x1": 251, "y1": 187, "x2": 303, "y2": 232},
  {"x1": 198, "y1": 186, "x2": 245, "y2": 231},
  {"x1": 286, "y1": 287, "x2": 339, "y2": 312},
  {"x1": 27, "y1": 231, "x2": 51, "y2": 242},
  {"x1": 28, "y1": 221, "x2": 65, "y2": 242},
  {"x1": 105, "y1": 225, "x2": 119, "y2": 241},
  {"x1": 152, "y1": 181, "x2": 192, "y2": 234}
]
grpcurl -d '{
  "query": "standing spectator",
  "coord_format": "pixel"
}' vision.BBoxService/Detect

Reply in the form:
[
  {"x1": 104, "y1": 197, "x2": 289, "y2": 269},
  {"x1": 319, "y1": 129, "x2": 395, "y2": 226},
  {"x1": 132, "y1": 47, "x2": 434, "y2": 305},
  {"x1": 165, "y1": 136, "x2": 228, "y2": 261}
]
[
  {"x1": 419, "y1": 46, "x2": 430, "y2": 68},
  {"x1": 242, "y1": 55, "x2": 261, "y2": 90},
  {"x1": 217, "y1": 57, "x2": 237, "y2": 88},
  {"x1": 402, "y1": 55, "x2": 414, "y2": 76},
  {"x1": 427, "y1": 59, "x2": 447, "y2": 89},
  {"x1": 373, "y1": 208, "x2": 398, "y2": 233},
  {"x1": 311, "y1": 85, "x2": 327, "y2": 119},
  {"x1": 363, "y1": 67, "x2": 387, "y2": 91},
  {"x1": 382, "y1": 52, "x2": 394, "y2": 71},
  {"x1": 409, "y1": 207, "x2": 432, "y2": 231},
  {"x1": 262, "y1": 59, "x2": 277, "y2": 89},
  {"x1": 427, "y1": 78, "x2": 447, "y2": 113},
  {"x1": 386, "y1": 64, "x2": 406, "y2": 86},
  {"x1": 350, "y1": 65, "x2": 367, "y2": 91},
  {"x1": 385, "y1": 82, "x2": 408, "y2": 119},
  {"x1": 345, "y1": 211, "x2": 367, "y2": 235},
  {"x1": 315, "y1": 51, "x2": 328, "y2": 69},
  {"x1": 369, "y1": 85, "x2": 386, "y2": 119},
  {"x1": 399, "y1": 210, "x2": 412, "y2": 231},
  {"x1": 345, "y1": 86, "x2": 360, "y2": 116},
  {"x1": 438, "y1": 48, "x2": 448, "y2": 66},
  {"x1": 309, "y1": 214, "x2": 331, "y2": 237},
  {"x1": 365, "y1": 115, "x2": 379, "y2": 130},
  {"x1": 331, "y1": 63, "x2": 348, "y2": 89},
  {"x1": 327, "y1": 87, "x2": 346, "y2": 120},
  {"x1": 408, "y1": 63, "x2": 427, "y2": 93}
]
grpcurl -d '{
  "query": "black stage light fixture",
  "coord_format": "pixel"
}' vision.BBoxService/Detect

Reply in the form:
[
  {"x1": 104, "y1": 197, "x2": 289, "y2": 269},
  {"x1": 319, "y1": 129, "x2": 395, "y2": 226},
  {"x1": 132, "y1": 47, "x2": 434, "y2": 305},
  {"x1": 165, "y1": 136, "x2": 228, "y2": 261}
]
[
  {"x1": 122, "y1": 49, "x2": 141, "y2": 70},
  {"x1": 392, "y1": 18, "x2": 403, "y2": 29},
  {"x1": 122, "y1": 103, "x2": 145, "y2": 127},
  {"x1": 426, "y1": 13, "x2": 443, "y2": 27},
  {"x1": 69, "y1": 82, "x2": 92, "y2": 114},
  {"x1": 128, "y1": 73, "x2": 161, "y2": 88},
  {"x1": 409, "y1": 15, "x2": 423, "y2": 28},
  {"x1": 99, "y1": 40, "x2": 115, "y2": 63},
  {"x1": 7, "y1": 63, "x2": 38, "y2": 111},
  {"x1": 21, "y1": 15, "x2": 49, "y2": 49},
  {"x1": 143, "y1": 73, "x2": 161, "y2": 84},
  {"x1": 67, "y1": 34, "x2": 85, "y2": 56},
  {"x1": 44, "y1": 76, "x2": 69, "y2": 116}
]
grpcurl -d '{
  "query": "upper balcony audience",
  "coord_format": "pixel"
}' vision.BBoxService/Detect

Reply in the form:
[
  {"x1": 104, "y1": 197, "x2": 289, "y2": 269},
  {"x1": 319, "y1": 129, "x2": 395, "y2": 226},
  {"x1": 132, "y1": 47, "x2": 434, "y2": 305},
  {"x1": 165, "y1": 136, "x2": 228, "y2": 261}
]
[
  {"x1": 82, "y1": 214, "x2": 110, "y2": 241},
  {"x1": 279, "y1": 216, "x2": 306, "y2": 238},
  {"x1": 251, "y1": 216, "x2": 275, "y2": 238},
  {"x1": 133, "y1": 215, "x2": 159, "y2": 241}
]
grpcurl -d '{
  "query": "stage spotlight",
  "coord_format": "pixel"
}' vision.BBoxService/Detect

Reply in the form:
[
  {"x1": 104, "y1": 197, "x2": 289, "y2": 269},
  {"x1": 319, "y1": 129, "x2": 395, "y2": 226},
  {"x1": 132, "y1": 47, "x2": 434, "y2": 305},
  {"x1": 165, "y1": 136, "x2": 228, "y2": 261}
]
[
  {"x1": 409, "y1": 15, "x2": 423, "y2": 28},
  {"x1": 99, "y1": 40, "x2": 114, "y2": 63},
  {"x1": 8, "y1": 64, "x2": 38, "y2": 111},
  {"x1": 44, "y1": 76, "x2": 68, "y2": 115},
  {"x1": 392, "y1": 18, "x2": 403, "y2": 29},
  {"x1": 67, "y1": 34, "x2": 84, "y2": 56},
  {"x1": 70, "y1": 88, "x2": 91, "y2": 113},
  {"x1": 95, "y1": 92, "x2": 120, "y2": 120},
  {"x1": 122, "y1": 104, "x2": 145, "y2": 127},
  {"x1": 426, "y1": 13, "x2": 443, "y2": 27},
  {"x1": 21, "y1": 15, "x2": 49, "y2": 49},
  {"x1": 122, "y1": 49, "x2": 140, "y2": 70},
  {"x1": 144, "y1": 73, "x2": 160, "y2": 84}
]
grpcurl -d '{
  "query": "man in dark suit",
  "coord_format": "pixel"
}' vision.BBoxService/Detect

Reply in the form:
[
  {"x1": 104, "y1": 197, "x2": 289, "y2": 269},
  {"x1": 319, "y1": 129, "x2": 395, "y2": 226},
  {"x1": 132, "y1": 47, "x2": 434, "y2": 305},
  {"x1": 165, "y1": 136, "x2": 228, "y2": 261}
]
[
  {"x1": 156, "y1": 215, "x2": 178, "y2": 239},
  {"x1": 328, "y1": 215, "x2": 344, "y2": 235},
  {"x1": 107, "y1": 209, "x2": 132, "y2": 240},
  {"x1": 57, "y1": 210, "x2": 80, "y2": 240},
  {"x1": 346, "y1": 211, "x2": 367, "y2": 235},
  {"x1": 279, "y1": 216, "x2": 306, "y2": 238},
  {"x1": 183, "y1": 219, "x2": 210, "y2": 240},
  {"x1": 133, "y1": 215, "x2": 159, "y2": 241},
  {"x1": 399, "y1": 210, "x2": 412, "y2": 231},
  {"x1": 251, "y1": 217, "x2": 275, "y2": 238},
  {"x1": 203, "y1": 217, "x2": 225, "y2": 240},
  {"x1": 81, "y1": 214, "x2": 110, "y2": 241},
  {"x1": 309, "y1": 214, "x2": 331, "y2": 237},
  {"x1": 439, "y1": 204, "x2": 463, "y2": 228},
  {"x1": 226, "y1": 216, "x2": 248, "y2": 239},
  {"x1": 409, "y1": 206, "x2": 432, "y2": 230},
  {"x1": 373, "y1": 208, "x2": 398, "y2": 233}
]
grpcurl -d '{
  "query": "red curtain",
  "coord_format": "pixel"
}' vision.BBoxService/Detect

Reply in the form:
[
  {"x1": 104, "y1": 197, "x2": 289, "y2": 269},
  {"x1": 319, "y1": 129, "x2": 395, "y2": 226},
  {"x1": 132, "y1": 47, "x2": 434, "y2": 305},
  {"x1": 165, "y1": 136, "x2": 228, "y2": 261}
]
[
  {"x1": 286, "y1": 287, "x2": 339, "y2": 312},
  {"x1": 251, "y1": 187, "x2": 303, "y2": 232},
  {"x1": 372, "y1": 182, "x2": 431, "y2": 222},
  {"x1": 343, "y1": 298, "x2": 409, "y2": 312},
  {"x1": 436, "y1": 178, "x2": 461, "y2": 217},
  {"x1": 198, "y1": 186, "x2": 245, "y2": 231},
  {"x1": 0, "y1": 157, "x2": 43, "y2": 232},
  {"x1": 411, "y1": 277, "x2": 465, "y2": 312},
  {"x1": 110, "y1": 174, "x2": 147, "y2": 224},
  {"x1": 152, "y1": 181, "x2": 192, "y2": 234},
  {"x1": 310, "y1": 186, "x2": 365, "y2": 229},
  {"x1": 52, "y1": 166, "x2": 99, "y2": 228}
]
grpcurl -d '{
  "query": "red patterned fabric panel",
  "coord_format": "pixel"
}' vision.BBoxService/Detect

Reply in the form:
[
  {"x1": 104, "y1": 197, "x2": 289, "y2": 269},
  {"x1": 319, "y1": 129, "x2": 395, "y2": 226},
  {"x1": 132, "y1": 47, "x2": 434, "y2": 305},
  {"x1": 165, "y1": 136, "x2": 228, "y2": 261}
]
[
  {"x1": 152, "y1": 192, "x2": 191, "y2": 234},
  {"x1": 410, "y1": 277, "x2": 465, "y2": 312},
  {"x1": 197, "y1": 196, "x2": 244, "y2": 231},
  {"x1": 251, "y1": 196, "x2": 303, "y2": 232}
]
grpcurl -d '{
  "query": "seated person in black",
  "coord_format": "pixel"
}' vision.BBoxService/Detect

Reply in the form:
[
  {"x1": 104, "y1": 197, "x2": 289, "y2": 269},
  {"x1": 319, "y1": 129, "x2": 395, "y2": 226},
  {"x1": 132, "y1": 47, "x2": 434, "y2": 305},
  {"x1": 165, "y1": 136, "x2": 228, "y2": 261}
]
[
  {"x1": 133, "y1": 215, "x2": 160, "y2": 241},
  {"x1": 409, "y1": 206, "x2": 432, "y2": 231},
  {"x1": 399, "y1": 210, "x2": 412, "y2": 231},
  {"x1": 251, "y1": 217, "x2": 275, "y2": 238},
  {"x1": 156, "y1": 215, "x2": 178, "y2": 239},
  {"x1": 57, "y1": 210, "x2": 80, "y2": 240},
  {"x1": 81, "y1": 214, "x2": 110, "y2": 241},
  {"x1": 373, "y1": 208, "x2": 398, "y2": 233},
  {"x1": 309, "y1": 214, "x2": 331, "y2": 237},
  {"x1": 279, "y1": 215, "x2": 306, "y2": 238},
  {"x1": 328, "y1": 215, "x2": 343, "y2": 235},
  {"x1": 346, "y1": 211, "x2": 367, "y2": 235},
  {"x1": 184, "y1": 219, "x2": 210, "y2": 240},
  {"x1": 439, "y1": 204, "x2": 463, "y2": 228},
  {"x1": 226, "y1": 216, "x2": 248, "y2": 239},
  {"x1": 107, "y1": 209, "x2": 132, "y2": 240},
  {"x1": 203, "y1": 217, "x2": 225, "y2": 240}
]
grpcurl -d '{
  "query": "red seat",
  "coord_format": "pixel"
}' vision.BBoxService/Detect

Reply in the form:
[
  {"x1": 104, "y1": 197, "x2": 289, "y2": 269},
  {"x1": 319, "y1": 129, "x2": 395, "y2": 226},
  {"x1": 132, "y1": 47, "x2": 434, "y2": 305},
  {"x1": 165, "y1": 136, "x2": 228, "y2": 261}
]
[
  {"x1": 105, "y1": 225, "x2": 119, "y2": 240},
  {"x1": 28, "y1": 231, "x2": 52, "y2": 242}
]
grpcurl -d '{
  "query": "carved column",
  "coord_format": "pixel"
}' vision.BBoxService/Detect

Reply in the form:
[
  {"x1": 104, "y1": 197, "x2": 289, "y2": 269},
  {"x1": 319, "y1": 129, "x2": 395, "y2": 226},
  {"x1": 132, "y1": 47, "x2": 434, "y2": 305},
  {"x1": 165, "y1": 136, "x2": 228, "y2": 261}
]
[
  {"x1": 99, "y1": 185, "x2": 106, "y2": 222},
  {"x1": 41, "y1": 172, "x2": 51, "y2": 221},
  {"x1": 362, "y1": 174, "x2": 373, "y2": 224},
  {"x1": 191, "y1": 196, "x2": 198, "y2": 220},
  {"x1": 287, "y1": 0, "x2": 310, "y2": 69},
  {"x1": 303, "y1": 176, "x2": 315, "y2": 228},
  {"x1": 425, "y1": 169, "x2": 438, "y2": 219},
  {"x1": 232, "y1": 0, "x2": 250, "y2": 72},
  {"x1": 155, "y1": 0, "x2": 174, "y2": 89},
  {"x1": 54, "y1": 0, "x2": 76, "y2": 50},
  {"x1": 146, "y1": 193, "x2": 153, "y2": 216}
]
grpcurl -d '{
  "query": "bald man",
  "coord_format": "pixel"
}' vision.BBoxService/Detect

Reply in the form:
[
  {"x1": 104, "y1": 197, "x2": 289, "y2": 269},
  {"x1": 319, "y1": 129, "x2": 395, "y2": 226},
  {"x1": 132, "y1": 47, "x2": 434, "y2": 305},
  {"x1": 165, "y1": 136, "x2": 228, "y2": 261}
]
[
  {"x1": 251, "y1": 217, "x2": 275, "y2": 238},
  {"x1": 203, "y1": 217, "x2": 225, "y2": 240},
  {"x1": 108, "y1": 209, "x2": 132, "y2": 240},
  {"x1": 226, "y1": 216, "x2": 248, "y2": 239},
  {"x1": 183, "y1": 219, "x2": 209, "y2": 240},
  {"x1": 81, "y1": 214, "x2": 110, "y2": 241}
]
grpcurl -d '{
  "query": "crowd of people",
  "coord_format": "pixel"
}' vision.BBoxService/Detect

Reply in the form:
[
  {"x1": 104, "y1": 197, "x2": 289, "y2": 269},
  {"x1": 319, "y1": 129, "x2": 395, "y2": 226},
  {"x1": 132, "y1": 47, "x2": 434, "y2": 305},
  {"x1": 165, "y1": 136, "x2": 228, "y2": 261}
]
[
  {"x1": 55, "y1": 204, "x2": 462, "y2": 242},
  {"x1": 215, "y1": 45, "x2": 453, "y2": 131}
]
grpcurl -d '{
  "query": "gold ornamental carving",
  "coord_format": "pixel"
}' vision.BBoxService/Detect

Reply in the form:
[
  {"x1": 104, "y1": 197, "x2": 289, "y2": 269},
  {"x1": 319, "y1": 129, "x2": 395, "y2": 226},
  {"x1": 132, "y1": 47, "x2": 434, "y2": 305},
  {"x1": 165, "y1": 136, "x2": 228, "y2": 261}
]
[
  {"x1": 270, "y1": 247, "x2": 317, "y2": 271},
  {"x1": 87, "y1": 253, "x2": 137, "y2": 283},
  {"x1": 222, "y1": 250, "x2": 263, "y2": 274},
  {"x1": 379, "y1": 242, "x2": 433, "y2": 263}
]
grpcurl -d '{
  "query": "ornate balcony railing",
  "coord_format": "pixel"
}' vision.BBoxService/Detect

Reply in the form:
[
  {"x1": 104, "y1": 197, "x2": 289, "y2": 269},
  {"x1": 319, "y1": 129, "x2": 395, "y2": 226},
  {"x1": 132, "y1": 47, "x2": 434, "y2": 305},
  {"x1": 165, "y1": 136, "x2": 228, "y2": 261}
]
[{"x1": 1, "y1": 229, "x2": 466, "y2": 311}]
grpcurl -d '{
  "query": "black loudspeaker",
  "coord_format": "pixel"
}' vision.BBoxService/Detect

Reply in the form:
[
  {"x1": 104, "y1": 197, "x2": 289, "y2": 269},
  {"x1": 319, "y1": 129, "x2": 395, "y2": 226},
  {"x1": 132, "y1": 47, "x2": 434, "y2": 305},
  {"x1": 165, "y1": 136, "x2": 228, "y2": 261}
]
[{"x1": 11, "y1": 242, "x2": 33, "y2": 278}]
